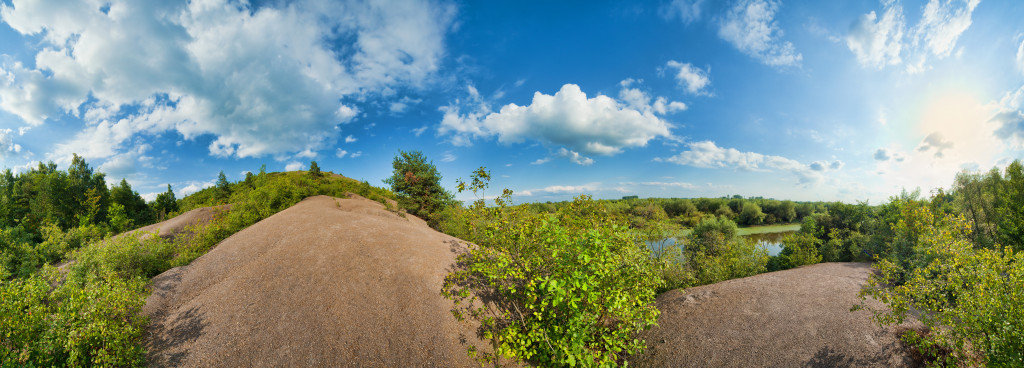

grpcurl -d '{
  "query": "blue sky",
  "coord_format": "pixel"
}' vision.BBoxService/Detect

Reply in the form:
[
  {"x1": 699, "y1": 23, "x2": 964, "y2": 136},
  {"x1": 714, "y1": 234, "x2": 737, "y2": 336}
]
[{"x1": 1, "y1": 0, "x2": 1023, "y2": 204}]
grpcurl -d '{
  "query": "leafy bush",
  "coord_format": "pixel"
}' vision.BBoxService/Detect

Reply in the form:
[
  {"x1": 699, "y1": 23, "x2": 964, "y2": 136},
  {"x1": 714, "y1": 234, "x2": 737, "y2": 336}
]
[
  {"x1": 858, "y1": 211, "x2": 1024, "y2": 367},
  {"x1": 685, "y1": 216, "x2": 768, "y2": 285},
  {"x1": 776, "y1": 232, "x2": 821, "y2": 270},
  {"x1": 441, "y1": 185, "x2": 661, "y2": 366},
  {"x1": 1, "y1": 267, "x2": 147, "y2": 366},
  {"x1": 383, "y1": 150, "x2": 454, "y2": 223}
]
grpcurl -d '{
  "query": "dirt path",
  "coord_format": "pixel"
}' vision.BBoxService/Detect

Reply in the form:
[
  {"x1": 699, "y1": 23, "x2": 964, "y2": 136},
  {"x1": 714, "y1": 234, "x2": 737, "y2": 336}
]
[
  {"x1": 142, "y1": 195, "x2": 482, "y2": 367},
  {"x1": 630, "y1": 262, "x2": 921, "y2": 367}
]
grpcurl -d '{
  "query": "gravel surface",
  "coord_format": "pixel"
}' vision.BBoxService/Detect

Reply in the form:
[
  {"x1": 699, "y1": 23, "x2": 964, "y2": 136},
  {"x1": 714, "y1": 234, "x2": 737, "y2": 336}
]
[
  {"x1": 630, "y1": 262, "x2": 922, "y2": 368},
  {"x1": 142, "y1": 195, "x2": 482, "y2": 367},
  {"x1": 129, "y1": 205, "x2": 230, "y2": 241}
]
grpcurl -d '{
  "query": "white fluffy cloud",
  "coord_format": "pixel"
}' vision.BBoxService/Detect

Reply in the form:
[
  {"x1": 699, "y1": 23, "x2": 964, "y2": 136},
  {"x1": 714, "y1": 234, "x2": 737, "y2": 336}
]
[
  {"x1": 0, "y1": 128, "x2": 23, "y2": 159},
  {"x1": 439, "y1": 83, "x2": 675, "y2": 160},
  {"x1": 0, "y1": 0, "x2": 454, "y2": 161},
  {"x1": 665, "y1": 61, "x2": 711, "y2": 95},
  {"x1": 657, "y1": 140, "x2": 840, "y2": 184},
  {"x1": 717, "y1": 0, "x2": 802, "y2": 67},
  {"x1": 846, "y1": 3, "x2": 904, "y2": 69},
  {"x1": 517, "y1": 182, "x2": 601, "y2": 197},
  {"x1": 846, "y1": 0, "x2": 979, "y2": 72},
  {"x1": 285, "y1": 161, "x2": 305, "y2": 171}
]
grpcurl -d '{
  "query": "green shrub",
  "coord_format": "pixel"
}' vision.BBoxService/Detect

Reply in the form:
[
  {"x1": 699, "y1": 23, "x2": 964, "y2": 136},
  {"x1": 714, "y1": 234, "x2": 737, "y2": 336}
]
[
  {"x1": 777, "y1": 232, "x2": 821, "y2": 270},
  {"x1": 1, "y1": 267, "x2": 147, "y2": 366},
  {"x1": 69, "y1": 231, "x2": 175, "y2": 282},
  {"x1": 685, "y1": 216, "x2": 768, "y2": 285},
  {"x1": 441, "y1": 190, "x2": 661, "y2": 367},
  {"x1": 858, "y1": 210, "x2": 1024, "y2": 367}
]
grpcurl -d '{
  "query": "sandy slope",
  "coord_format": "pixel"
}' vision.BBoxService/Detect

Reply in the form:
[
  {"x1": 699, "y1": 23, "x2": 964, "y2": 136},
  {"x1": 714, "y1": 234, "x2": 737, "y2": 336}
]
[
  {"x1": 630, "y1": 262, "x2": 921, "y2": 368},
  {"x1": 142, "y1": 195, "x2": 481, "y2": 367},
  {"x1": 128, "y1": 205, "x2": 230, "y2": 241}
]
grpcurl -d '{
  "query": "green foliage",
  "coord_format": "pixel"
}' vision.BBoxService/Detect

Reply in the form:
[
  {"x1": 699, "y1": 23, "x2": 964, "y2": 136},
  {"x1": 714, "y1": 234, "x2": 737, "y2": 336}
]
[
  {"x1": 685, "y1": 216, "x2": 768, "y2": 285},
  {"x1": 309, "y1": 161, "x2": 322, "y2": 177},
  {"x1": 737, "y1": 202, "x2": 766, "y2": 226},
  {"x1": 858, "y1": 211, "x2": 1023, "y2": 367},
  {"x1": 384, "y1": 150, "x2": 454, "y2": 223},
  {"x1": 0, "y1": 267, "x2": 148, "y2": 367},
  {"x1": 153, "y1": 184, "x2": 179, "y2": 221},
  {"x1": 441, "y1": 171, "x2": 661, "y2": 367},
  {"x1": 215, "y1": 171, "x2": 231, "y2": 203},
  {"x1": 776, "y1": 233, "x2": 821, "y2": 270}
]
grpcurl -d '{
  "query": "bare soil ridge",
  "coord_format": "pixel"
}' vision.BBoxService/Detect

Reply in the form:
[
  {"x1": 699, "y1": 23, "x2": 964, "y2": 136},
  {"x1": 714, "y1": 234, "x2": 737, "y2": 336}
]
[
  {"x1": 142, "y1": 194, "x2": 481, "y2": 367},
  {"x1": 630, "y1": 262, "x2": 921, "y2": 367}
]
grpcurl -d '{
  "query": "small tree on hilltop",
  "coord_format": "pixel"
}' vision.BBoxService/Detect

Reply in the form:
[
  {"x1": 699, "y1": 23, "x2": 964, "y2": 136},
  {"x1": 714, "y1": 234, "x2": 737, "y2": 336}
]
[
  {"x1": 309, "y1": 161, "x2": 322, "y2": 177},
  {"x1": 215, "y1": 171, "x2": 230, "y2": 203},
  {"x1": 153, "y1": 184, "x2": 178, "y2": 220},
  {"x1": 383, "y1": 150, "x2": 454, "y2": 221}
]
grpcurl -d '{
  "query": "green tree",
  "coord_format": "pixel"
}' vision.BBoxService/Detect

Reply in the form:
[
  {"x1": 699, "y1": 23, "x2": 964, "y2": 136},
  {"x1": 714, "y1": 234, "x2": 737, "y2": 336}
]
[
  {"x1": 738, "y1": 202, "x2": 766, "y2": 225},
  {"x1": 110, "y1": 179, "x2": 154, "y2": 227},
  {"x1": 996, "y1": 160, "x2": 1024, "y2": 251},
  {"x1": 309, "y1": 161, "x2": 322, "y2": 177},
  {"x1": 153, "y1": 184, "x2": 179, "y2": 220},
  {"x1": 383, "y1": 150, "x2": 454, "y2": 221},
  {"x1": 215, "y1": 171, "x2": 230, "y2": 203}
]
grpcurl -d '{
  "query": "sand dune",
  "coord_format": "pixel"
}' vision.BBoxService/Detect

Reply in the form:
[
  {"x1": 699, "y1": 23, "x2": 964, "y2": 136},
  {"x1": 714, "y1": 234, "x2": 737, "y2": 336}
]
[
  {"x1": 630, "y1": 263, "x2": 921, "y2": 367},
  {"x1": 142, "y1": 195, "x2": 480, "y2": 367}
]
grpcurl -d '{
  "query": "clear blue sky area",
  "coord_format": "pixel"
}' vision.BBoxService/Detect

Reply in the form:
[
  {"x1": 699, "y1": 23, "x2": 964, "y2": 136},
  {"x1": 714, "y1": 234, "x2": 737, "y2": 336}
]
[{"x1": 1, "y1": 0, "x2": 1023, "y2": 203}]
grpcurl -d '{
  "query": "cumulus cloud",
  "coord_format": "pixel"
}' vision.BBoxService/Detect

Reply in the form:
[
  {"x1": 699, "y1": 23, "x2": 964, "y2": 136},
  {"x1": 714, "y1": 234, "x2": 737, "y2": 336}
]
[
  {"x1": 350, "y1": 151, "x2": 362, "y2": 158},
  {"x1": 916, "y1": 132, "x2": 955, "y2": 158},
  {"x1": 0, "y1": 0, "x2": 454, "y2": 161},
  {"x1": 557, "y1": 148, "x2": 594, "y2": 166},
  {"x1": 846, "y1": 0, "x2": 979, "y2": 72},
  {"x1": 0, "y1": 128, "x2": 23, "y2": 159},
  {"x1": 717, "y1": 0, "x2": 802, "y2": 67},
  {"x1": 179, "y1": 179, "x2": 216, "y2": 197},
  {"x1": 285, "y1": 161, "x2": 305, "y2": 171},
  {"x1": 665, "y1": 61, "x2": 711, "y2": 95},
  {"x1": 335, "y1": 148, "x2": 348, "y2": 158},
  {"x1": 657, "y1": 140, "x2": 839, "y2": 184},
  {"x1": 531, "y1": 157, "x2": 551, "y2": 165},
  {"x1": 846, "y1": 2, "x2": 904, "y2": 69},
  {"x1": 439, "y1": 83, "x2": 675, "y2": 159},
  {"x1": 344, "y1": 135, "x2": 357, "y2": 143},
  {"x1": 98, "y1": 144, "x2": 154, "y2": 182}
]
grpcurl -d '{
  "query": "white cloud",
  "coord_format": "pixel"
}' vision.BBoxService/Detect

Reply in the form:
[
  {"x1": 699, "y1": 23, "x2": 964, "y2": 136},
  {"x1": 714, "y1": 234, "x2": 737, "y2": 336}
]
[
  {"x1": 531, "y1": 157, "x2": 551, "y2": 165},
  {"x1": 344, "y1": 135, "x2": 357, "y2": 143},
  {"x1": 439, "y1": 83, "x2": 674, "y2": 156},
  {"x1": 665, "y1": 61, "x2": 711, "y2": 95},
  {"x1": 0, "y1": 128, "x2": 23, "y2": 159},
  {"x1": 1017, "y1": 39, "x2": 1024, "y2": 73},
  {"x1": 98, "y1": 144, "x2": 154, "y2": 183},
  {"x1": 847, "y1": 0, "x2": 979, "y2": 72},
  {"x1": 441, "y1": 152, "x2": 457, "y2": 162},
  {"x1": 517, "y1": 182, "x2": 601, "y2": 197},
  {"x1": 350, "y1": 151, "x2": 362, "y2": 158},
  {"x1": 916, "y1": 132, "x2": 955, "y2": 158},
  {"x1": 285, "y1": 161, "x2": 305, "y2": 171},
  {"x1": 663, "y1": 0, "x2": 704, "y2": 24},
  {"x1": 335, "y1": 148, "x2": 348, "y2": 158},
  {"x1": 717, "y1": 0, "x2": 802, "y2": 67},
  {"x1": 657, "y1": 140, "x2": 838, "y2": 184},
  {"x1": 0, "y1": 0, "x2": 455, "y2": 161},
  {"x1": 913, "y1": 0, "x2": 979, "y2": 59},
  {"x1": 179, "y1": 179, "x2": 216, "y2": 197},
  {"x1": 411, "y1": 125, "x2": 429, "y2": 137},
  {"x1": 557, "y1": 147, "x2": 594, "y2": 166},
  {"x1": 846, "y1": 2, "x2": 904, "y2": 69},
  {"x1": 636, "y1": 181, "x2": 699, "y2": 189}
]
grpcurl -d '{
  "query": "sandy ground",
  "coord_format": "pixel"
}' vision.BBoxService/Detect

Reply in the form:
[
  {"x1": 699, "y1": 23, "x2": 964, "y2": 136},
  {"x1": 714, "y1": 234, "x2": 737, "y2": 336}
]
[
  {"x1": 142, "y1": 195, "x2": 482, "y2": 367},
  {"x1": 629, "y1": 262, "x2": 921, "y2": 368}
]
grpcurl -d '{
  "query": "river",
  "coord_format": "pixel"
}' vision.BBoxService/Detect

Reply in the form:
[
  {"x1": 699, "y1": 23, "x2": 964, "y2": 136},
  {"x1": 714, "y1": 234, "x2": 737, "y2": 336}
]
[{"x1": 647, "y1": 229, "x2": 797, "y2": 257}]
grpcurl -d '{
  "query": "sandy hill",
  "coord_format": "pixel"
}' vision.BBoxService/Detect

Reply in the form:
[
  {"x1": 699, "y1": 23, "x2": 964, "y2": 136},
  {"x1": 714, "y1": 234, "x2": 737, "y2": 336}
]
[
  {"x1": 630, "y1": 262, "x2": 921, "y2": 367},
  {"x1": 128, "y1": 205, "x2": 230, "y2": 241},
  {"x1": 142, "y1": 194, "x2": 481, "y2": 367}
]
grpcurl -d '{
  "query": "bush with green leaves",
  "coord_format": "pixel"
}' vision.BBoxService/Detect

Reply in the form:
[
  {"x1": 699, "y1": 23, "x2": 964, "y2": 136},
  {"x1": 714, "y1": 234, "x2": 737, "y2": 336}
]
[
  {"x1": 858, "y1": 207, "x2": 1023, "y2": 367},
  {"x1": 441, "y1": 172, "x2": 661, "y2": 367},
  {"x1": 1, "y1": 266, "x2": 148, "y2": 366},
  {"x1": 685, "y1": 216, "x2": 768, "y2": 285},
  {"x1": 775, "y1": 232, "x2": 821, "y2": 270}
]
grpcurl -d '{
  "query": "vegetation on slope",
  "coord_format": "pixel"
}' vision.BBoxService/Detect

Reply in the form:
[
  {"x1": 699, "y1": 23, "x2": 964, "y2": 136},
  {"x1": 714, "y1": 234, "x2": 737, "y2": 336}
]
[{"x1": 1, "y1": 158, "x2": 395, "y2": 366}]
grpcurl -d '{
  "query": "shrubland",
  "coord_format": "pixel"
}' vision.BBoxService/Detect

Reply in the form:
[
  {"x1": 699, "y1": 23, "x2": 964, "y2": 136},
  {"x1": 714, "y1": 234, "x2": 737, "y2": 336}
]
[{"x1": 1, "y1": 159, "x2": 395, "y2": 366}]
